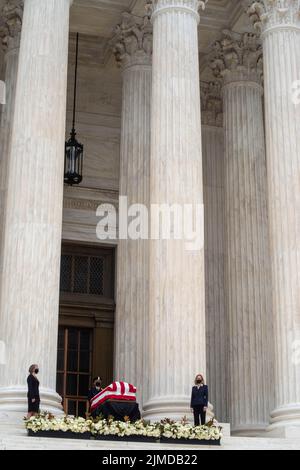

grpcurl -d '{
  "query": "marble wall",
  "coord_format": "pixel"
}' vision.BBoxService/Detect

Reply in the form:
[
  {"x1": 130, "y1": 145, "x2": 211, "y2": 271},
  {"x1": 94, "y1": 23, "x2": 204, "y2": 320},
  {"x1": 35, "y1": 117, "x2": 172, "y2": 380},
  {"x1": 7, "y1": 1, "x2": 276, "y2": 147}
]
[
  {"x1": 62, "y1": 34, "x2": 121, "y2": 244},
  {"x1": 65, "y1": 38, "x2": 121, "y2": 191}
]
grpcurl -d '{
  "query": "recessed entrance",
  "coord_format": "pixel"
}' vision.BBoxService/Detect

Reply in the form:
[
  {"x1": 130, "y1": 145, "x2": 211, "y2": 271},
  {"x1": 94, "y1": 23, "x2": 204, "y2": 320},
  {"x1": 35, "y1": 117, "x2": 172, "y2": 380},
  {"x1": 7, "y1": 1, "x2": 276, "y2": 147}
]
[
  {"x1": 56, "y1": 326, "x2": 93, "y2": 417},
  {"x1": 56, "y1": 243, "x2": 115, "y2": 416}
]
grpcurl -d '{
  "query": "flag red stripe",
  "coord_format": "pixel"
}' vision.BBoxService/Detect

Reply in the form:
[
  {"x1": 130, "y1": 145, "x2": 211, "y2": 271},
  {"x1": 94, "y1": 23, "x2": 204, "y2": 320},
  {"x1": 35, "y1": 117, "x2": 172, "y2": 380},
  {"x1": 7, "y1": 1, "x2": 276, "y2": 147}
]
[
  {"x1": 90, "y1": 381, "x2": 137, "y2": 411},
  {"x1": 91, "y1": 394, "x2": 136, "y2": 411}
]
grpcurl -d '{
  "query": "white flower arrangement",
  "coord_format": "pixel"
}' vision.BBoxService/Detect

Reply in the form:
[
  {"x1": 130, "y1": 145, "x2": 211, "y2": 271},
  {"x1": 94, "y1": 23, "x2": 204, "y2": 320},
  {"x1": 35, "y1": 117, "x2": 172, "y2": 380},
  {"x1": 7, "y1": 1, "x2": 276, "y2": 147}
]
[
  {"x1": 91, "y1": 418, "x2": 161, "y2": 439},
  {"x1": 24, "y1": 413, "x2": 222, "y2": 442},
  {"x1": 161, "y1": 422, "x2": 222, "y2": 441},
  {"x1": 24, "y1": 412, "x2": 92, "y2": 434},
  {"x1": 159, "y1": 417, "x2": 223, "y2": 441}
]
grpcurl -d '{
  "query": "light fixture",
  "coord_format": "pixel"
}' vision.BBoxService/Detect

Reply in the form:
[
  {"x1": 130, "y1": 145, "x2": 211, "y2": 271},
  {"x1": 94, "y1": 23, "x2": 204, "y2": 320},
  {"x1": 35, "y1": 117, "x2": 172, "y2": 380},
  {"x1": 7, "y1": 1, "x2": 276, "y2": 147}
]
[{"x1": 64, "y1": 33, "x2": 83, "y2": 186}]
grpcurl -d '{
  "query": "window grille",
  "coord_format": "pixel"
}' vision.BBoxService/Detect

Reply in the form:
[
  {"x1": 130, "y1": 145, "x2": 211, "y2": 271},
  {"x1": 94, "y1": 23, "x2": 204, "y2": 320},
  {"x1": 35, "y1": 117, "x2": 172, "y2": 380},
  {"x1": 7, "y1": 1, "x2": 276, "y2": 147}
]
[{"x1": 60, "y1": 254, "x2": 104, "y2": 296}]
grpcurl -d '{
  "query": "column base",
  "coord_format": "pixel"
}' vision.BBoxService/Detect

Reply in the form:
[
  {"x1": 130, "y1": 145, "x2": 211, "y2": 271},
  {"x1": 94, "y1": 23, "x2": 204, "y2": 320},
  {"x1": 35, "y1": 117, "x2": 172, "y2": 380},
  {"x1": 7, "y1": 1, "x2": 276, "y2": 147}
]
[
  {"x1": 0, "y1": 386, "x2": 63, "y2": 423},
  {"x1": 231, "y1": 424, "x2": 268, "y2": 437},
  {"x1": 267, "y1": 404, "x2": 300, "y2": 438},
  {"x1": 142, "y1": 396, "x2": 214, "y2": 423}
]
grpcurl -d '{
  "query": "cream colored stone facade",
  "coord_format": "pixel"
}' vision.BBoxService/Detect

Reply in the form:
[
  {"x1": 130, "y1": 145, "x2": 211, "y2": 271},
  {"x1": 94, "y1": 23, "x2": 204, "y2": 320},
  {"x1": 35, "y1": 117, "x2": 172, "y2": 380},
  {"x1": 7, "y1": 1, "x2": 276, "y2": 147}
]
[{"x1": 0, "y1": 0, "x2": 299, "y2": 440}]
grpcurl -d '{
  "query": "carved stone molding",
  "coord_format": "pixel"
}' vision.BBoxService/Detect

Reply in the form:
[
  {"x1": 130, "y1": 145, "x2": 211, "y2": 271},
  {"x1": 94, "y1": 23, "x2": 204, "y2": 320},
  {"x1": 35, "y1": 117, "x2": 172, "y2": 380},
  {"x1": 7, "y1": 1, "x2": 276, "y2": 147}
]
[
  {"x1": 0, "y1": 0, "x2": 23, "y2": 53},
  {"x1": 110, "y1": 12, "x2": 153, "y2": 69},
  {"x1": 64, "y1": 198, "x2": 104, "y2": 212},
  {"x1": 201, "y1": 80, "x2": 223, "y2": 127},
  {"x1": 210, "y1": 30, "x2": 263, "y2": 86},
  {"x1": 63, "y1": 198, "x2": 119, "y2": 212},
  {"x1": 63, "y1": 187, "x2": 119, "y2": 212},
  {"x1": 247, "y1": 0, "x2": 300, "y2": 35}
]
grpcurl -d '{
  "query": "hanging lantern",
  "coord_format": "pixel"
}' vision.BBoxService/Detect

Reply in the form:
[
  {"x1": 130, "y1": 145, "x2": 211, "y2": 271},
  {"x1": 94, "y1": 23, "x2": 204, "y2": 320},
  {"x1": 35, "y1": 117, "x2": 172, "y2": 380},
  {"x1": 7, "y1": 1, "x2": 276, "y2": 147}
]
[
  {"x1": 64, "y1": 33, "x2": 83, "y2": 186},
  {"x1": 65, "y1": 130, "x2": 83, "y2": 185}
]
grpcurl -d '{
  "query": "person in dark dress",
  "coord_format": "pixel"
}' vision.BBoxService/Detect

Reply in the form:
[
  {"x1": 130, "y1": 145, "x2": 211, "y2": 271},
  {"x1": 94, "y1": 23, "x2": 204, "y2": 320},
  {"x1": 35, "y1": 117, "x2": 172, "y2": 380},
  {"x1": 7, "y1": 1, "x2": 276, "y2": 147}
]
[
  {"x1": 27, "y1": 364, "x2": 40, "y2": 417},
  {"x1": 190, "y1": 373, "x2": 208, "y2": 426},
  {"x1": 88, "y1": 376, "x2": 102, "y2": 418}
]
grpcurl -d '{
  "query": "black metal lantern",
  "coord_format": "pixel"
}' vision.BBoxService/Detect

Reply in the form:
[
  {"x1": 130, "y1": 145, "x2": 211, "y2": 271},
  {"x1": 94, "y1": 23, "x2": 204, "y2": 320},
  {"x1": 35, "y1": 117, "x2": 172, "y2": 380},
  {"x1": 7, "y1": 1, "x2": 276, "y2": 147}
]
[{"x1": 64, "y1": 33, "x2": 83, "y2": 186}]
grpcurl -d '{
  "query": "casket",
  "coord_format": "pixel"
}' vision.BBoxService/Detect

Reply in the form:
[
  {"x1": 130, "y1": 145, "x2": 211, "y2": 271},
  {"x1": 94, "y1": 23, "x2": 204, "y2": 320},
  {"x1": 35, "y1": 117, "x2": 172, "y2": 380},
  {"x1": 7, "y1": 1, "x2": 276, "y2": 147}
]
[{"x1": 90, "y1": 381, "x2": 137, "y2": 411}]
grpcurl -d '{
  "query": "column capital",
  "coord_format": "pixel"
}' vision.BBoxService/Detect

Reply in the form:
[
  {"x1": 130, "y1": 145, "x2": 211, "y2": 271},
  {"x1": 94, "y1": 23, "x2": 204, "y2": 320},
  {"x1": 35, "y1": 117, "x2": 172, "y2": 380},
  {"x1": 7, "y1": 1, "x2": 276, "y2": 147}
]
[
  {"x1": 0, "y1": 0, "x2": 23, "y2": 54},
  {"x1": 209, "y1": 30, "x2": 263, "y2": 87},
  {"x1": 201, "y1": 81, "x2": 223, "y2": 127},
  {"x1": 247, "y1": 0, "x2": 300, "y2": 35},
  {"x1": 111, "y1": 12, "x2": 152, "y2": 70},
  {"x1": 146, "y1": 0, "x2": 207, "y2": 23}
]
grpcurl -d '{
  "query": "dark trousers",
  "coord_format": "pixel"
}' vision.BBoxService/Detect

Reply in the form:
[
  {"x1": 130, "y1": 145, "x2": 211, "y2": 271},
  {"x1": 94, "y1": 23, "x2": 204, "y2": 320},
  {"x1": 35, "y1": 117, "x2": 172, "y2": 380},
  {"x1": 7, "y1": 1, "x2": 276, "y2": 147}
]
[{"x1": 193, "y1": 405, "x2": 206, "y2": 426}]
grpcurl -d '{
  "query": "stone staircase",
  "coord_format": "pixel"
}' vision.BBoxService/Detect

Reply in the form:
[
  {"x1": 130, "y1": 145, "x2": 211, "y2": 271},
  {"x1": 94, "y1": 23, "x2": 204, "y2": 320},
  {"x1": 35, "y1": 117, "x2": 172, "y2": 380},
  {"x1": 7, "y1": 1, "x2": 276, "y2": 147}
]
[{"x1": 0, "y1": 424, "x2": 299, "y2": 450}]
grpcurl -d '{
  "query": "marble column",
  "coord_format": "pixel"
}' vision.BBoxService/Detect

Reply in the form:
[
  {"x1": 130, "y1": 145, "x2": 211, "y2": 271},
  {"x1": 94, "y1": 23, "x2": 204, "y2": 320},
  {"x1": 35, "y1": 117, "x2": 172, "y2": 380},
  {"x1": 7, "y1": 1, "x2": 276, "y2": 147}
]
[
  {"x1": 248, "y1": 0, "x2": 300, "y2": 437},
  {"x1": 210, "y1": 31, "x2": 273, "y2": 435},
  {"x1": 111, "y1": 13, "x2": 152, "y2": 407},
  {"x1": 201, "y1": 81, "x2": 228, "y2": 423},
  {"x1": 0, "y1": 23, "x2": 4, "y2": 119},
  {"x1": 143, "y1": 0, "x2": 206, "y2": 421},
  {"x1": 0, "y1": 52, "x2": 4, "y2": 120},
  {"x1": 0, "y1": 0, "x2": 72, "y2": 418},
  {"x1": 0, "y1": 81, "x2": 4, "y2": 105},
  {"x1": 0, "y1": 1, "x2": 23, "y2": 289}
]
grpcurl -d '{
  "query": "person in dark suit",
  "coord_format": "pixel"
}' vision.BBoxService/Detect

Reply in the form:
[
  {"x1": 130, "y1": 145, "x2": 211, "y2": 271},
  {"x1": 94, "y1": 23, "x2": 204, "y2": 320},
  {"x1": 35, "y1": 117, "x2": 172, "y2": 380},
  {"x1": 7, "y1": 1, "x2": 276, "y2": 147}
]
[
  {"x1": 88, "y1": 376, "x2": 102, "y2": 418},
  {"x1": 27, "y1": 364, "x2": 40, "y2": 418},
  {"x1": 190, "y1": 373, "x2": 208, "y2": 426}
]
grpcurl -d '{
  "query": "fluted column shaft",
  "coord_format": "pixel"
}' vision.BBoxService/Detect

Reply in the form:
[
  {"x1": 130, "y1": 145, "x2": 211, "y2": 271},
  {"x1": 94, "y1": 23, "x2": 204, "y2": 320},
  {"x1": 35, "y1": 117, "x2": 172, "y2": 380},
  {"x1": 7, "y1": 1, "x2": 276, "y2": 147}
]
[
  {"x1": 211, "y1": 30, "x2": 273, "y2": 434},
  {"x1": 112, "y1": 14, "x2": 152, "y2": 407},
  {"x1": 248, "y1": 0, "x2": 300, "y2": 436},
  {"x1": 0, "y1": 44, "x2": 19, "y2": 218},
  {"x1": 202, "y1": 124, "x2": 228, "y2": 423},
  {"x1": 201, "y1": 81, "x2": 228, "y2": 423},
  {"x1": 223, "y1": 77, "x2": 272, "y2": 434},
  {"x1": 0, "y1": 1, "x2": 23, "y2": 294},
  {"x1": 143, "y1": 0, "x2": 206, "y2": 421},
  {"x1": 0, "y1": 0, "x2": 72, "y2": 416}
]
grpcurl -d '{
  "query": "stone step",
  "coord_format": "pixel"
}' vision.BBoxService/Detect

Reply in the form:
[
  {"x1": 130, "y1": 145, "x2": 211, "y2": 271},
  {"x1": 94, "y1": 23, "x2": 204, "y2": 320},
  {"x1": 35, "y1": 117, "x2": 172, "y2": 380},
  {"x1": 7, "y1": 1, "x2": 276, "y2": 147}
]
[{"x1": 1, "y1": 433, "x2": 300, "y2": 450}]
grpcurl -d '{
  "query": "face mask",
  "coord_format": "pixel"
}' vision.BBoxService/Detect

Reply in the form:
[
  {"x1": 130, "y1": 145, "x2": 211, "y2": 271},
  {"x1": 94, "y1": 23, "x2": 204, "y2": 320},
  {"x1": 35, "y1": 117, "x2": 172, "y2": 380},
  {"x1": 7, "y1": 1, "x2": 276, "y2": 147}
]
[
  {"x1": 196, "y1": 379, "x2": 202, "y2": 384},
  {"x1": 35, "y1": 369, "x2": 39, "y2": 374},
  {"x1": 95, "y1": 382, "x2": 101, "y2": 387}
]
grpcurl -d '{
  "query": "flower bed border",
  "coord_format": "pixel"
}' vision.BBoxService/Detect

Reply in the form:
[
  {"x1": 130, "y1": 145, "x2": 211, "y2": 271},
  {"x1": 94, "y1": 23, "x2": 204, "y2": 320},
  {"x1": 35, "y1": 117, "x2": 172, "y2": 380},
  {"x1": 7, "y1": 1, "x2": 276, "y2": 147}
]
[
  {"x1": 27, "y1": 430, "x2": 221, "y2": 445},
  {"x1": 27, "y1": 430, "x2": 91, "y2": 440},
  {"x1": 93, "y1": 434, "x2": 160, "y2": 443}
]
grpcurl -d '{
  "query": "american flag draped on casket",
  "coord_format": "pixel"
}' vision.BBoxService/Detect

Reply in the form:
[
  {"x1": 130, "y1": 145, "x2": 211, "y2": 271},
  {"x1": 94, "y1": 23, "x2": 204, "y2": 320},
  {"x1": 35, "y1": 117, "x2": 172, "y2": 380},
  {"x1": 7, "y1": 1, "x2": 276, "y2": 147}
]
[{"x1": 90, "y1": 381, "x2": 137, "y2": 411}]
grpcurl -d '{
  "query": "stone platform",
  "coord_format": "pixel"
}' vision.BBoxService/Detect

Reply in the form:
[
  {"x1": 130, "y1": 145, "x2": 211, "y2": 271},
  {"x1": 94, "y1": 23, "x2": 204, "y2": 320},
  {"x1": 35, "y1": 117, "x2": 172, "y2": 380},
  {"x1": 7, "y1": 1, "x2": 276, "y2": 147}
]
[{"x1": 0, "y1": 423, "x2": 299, "y2": 450}]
